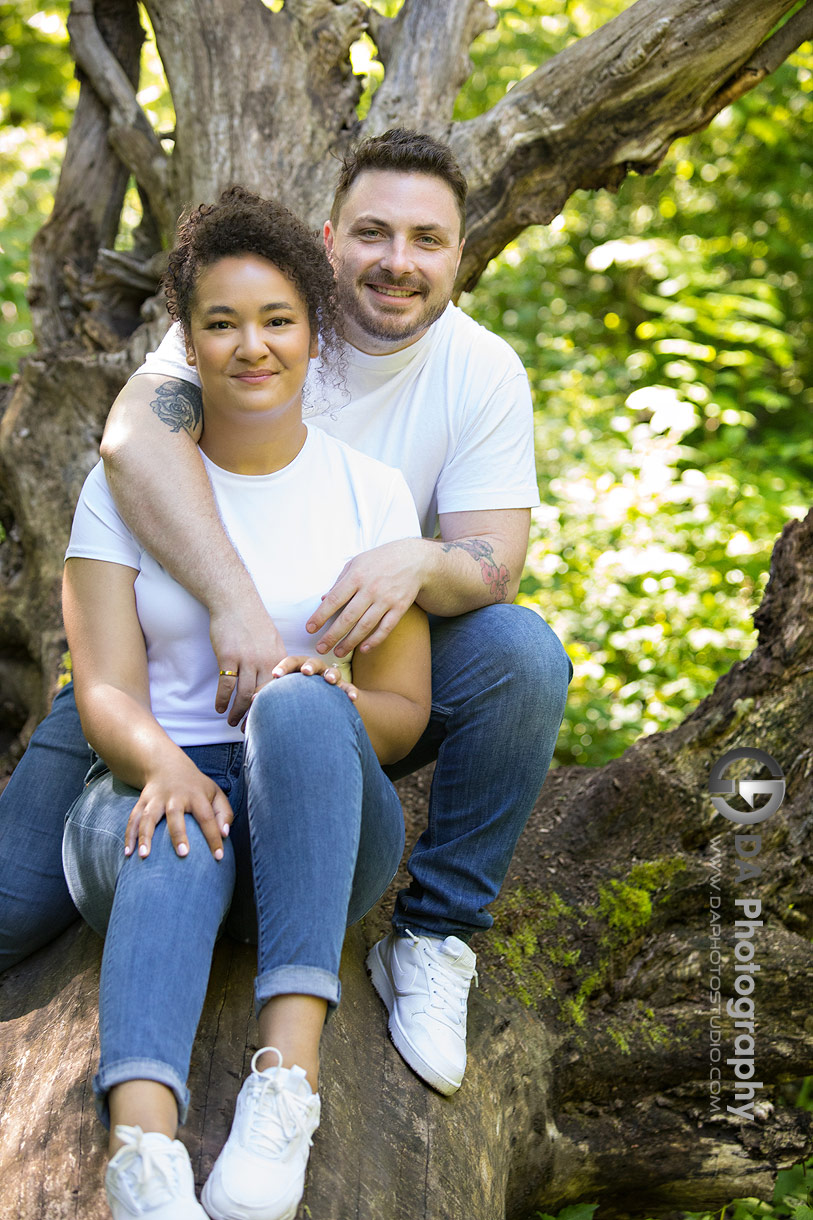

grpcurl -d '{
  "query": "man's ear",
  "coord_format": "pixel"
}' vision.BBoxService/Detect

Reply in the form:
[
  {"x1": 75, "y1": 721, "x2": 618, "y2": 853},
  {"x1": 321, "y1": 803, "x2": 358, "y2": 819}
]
[
  {"x1": 454, "y1": 236, "x2": 465, "y2": 277},
  {"x1": 323, "y1": 221, "x2": 335, "y2": 263}
]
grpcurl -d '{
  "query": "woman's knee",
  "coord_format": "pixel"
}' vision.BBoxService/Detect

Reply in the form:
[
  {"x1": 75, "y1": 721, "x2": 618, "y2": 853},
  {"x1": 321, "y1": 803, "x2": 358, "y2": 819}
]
[{"x1": 246, "y1": 673, "x2": 357, "y2": 745}]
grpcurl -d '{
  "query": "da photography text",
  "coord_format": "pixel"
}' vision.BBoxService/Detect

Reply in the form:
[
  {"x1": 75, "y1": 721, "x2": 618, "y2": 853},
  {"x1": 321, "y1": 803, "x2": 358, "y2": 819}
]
[{"x1": 706, "y1": 747, "x2": 784, "y2": 1120}]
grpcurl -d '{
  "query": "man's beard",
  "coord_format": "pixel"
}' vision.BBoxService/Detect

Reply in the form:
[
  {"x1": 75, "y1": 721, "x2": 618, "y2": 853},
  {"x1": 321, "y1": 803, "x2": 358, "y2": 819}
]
[{"x1": 335, "y1": 265, "x2": 449, "y2": 345}]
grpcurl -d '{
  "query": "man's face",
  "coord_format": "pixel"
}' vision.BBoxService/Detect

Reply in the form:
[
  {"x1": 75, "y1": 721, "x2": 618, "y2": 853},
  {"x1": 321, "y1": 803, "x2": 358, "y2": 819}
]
[{"x1": 324, "y1": 170, "x2": 465, "y2": 355}]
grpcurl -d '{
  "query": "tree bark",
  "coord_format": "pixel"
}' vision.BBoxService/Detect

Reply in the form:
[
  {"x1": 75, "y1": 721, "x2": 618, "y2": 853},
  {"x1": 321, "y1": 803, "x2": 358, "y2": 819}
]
[
  {"x1": 27, "y1": 0, "x2": 145, "y2": 350},
  {"x1": 2, "y1": 0, "x2": 813, "y2": 1212}
]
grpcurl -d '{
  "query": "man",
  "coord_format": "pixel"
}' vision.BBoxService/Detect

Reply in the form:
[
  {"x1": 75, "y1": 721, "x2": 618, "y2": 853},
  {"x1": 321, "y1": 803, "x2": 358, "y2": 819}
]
[{"x1": 0, "y1": 129, "x2": 570, "y2": 1095}]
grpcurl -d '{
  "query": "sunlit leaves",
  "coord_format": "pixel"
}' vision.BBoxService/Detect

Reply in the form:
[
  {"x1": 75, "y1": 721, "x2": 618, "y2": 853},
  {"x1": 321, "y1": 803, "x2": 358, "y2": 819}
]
[
  {"x1": 465, "y1": 42, "x2": 813, "y2": 767},
  {"x1": 0, "y1": 2, "x2": 75, "y2": 377}
]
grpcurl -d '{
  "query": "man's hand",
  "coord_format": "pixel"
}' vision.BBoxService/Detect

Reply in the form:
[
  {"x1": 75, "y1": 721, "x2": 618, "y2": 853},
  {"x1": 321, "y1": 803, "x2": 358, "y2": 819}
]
[
  {"x1": 209, "y1": 598, "x2": 288, "y2": 725},
  {"x1": 124, "y1": 754, "x2": 234, "y2": 861},
  {"x1": 305, "y1": 538, "x2": 428, "y2": 658}
]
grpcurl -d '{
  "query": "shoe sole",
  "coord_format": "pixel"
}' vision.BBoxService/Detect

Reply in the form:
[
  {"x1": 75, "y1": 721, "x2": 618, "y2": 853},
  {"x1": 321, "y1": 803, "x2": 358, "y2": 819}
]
[
  {"x1": 365, "y1": 941, "x2": 461, "y2": 1096},
  {"x1": 201, "y1": 1178, "x2": 297, "y2": 1220}
]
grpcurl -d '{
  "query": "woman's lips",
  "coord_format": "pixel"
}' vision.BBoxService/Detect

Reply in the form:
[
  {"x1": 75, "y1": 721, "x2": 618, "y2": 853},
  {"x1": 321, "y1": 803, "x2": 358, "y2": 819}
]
[{"x1": 233, "y1": 370, "x2": 276, "y2": 382}]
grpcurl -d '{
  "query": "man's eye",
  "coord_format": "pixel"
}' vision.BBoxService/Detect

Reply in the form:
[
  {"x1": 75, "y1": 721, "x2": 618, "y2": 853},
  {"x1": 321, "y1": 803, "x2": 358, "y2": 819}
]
[{"x1": 359, "y1": 229, "x2": 382, "y2": 238}]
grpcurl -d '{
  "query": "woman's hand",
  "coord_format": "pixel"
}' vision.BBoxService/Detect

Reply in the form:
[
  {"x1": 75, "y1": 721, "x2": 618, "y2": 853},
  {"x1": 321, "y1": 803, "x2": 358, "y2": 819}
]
[
  {"x1": 124, "y1": 754, "x2": 234, "y2": 861},
  {"x1": 270, "y1": 655, "x2": 359, "y2": 701}
]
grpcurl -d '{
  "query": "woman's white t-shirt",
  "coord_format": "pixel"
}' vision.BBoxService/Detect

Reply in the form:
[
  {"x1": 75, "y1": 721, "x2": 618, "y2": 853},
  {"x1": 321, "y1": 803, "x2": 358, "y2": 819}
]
[{"x1": 66, "y1": 426, "x2": 420, "y2": 746}]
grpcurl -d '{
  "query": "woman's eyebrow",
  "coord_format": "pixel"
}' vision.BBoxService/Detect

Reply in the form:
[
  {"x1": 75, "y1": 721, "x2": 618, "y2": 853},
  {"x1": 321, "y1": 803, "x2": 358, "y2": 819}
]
[{"x1": 202, "y1": 301, "x2": 295, "y2": 315}]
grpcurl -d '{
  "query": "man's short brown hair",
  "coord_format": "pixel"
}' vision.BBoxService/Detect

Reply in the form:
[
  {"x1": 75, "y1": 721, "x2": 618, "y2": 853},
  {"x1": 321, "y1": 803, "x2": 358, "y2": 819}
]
[{"x1": 330, "y1": 128, "x2": 467, "y2": 235}]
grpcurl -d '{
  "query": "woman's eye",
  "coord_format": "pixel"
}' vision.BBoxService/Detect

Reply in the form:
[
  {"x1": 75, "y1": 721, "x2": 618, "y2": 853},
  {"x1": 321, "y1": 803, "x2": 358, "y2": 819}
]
[{"x1": 208, "y1": 320, "x2": 231, "y2": 330}]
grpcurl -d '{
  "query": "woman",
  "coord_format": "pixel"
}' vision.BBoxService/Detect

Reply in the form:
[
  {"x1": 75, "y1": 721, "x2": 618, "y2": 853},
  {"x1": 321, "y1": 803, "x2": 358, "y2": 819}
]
[{"x1": 61, "y1": 186, "x2": 431, "y2": 1220}]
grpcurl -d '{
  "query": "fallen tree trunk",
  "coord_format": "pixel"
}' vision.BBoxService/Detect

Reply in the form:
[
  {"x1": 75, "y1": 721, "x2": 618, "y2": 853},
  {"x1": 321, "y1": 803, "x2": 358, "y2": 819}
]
[{"x1": 3, "y1": 496, "x2": 813, "y2": 1217}]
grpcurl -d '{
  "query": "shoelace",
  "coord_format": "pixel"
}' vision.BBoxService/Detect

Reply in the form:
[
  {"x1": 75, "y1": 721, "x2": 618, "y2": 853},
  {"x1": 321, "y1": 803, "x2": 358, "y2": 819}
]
[
  {"x1": 112, "y1": 1126, "x2": 183, "y2": 1207},
  {"x1": 244, "y1": 1070, "x2": 315, "y2": 1158},
  {"x1": 404, "y1": 929, "x2": 479, "y2": 1026}
]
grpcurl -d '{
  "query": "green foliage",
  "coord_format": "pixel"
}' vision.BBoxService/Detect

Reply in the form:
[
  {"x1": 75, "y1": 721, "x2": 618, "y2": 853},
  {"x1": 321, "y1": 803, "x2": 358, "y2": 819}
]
[
  {"x1": 0, "y1": 3, "x2": 174, "y2": 369},
  {"x1": 534, "y1": 1206, "x2": 599, "y2": 1220},
  {"x1": 0, "y1": 2, "x2": 76, "y2": 378},
  {"x1": 461, "y1": 35, "x2": 813, "y2": 767},
  {"x1": 455, "y1": 0, "x2": 630, "y2": 119}
]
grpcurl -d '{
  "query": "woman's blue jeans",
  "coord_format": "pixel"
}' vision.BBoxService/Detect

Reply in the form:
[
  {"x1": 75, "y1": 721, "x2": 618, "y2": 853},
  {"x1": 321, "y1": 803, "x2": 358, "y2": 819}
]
[
  {"x1": 61, "y1": 675, "x2": 405, "y2": 1125},
  {"x1": 1, "y1": 604, "x2": 571, "y2": 971}
]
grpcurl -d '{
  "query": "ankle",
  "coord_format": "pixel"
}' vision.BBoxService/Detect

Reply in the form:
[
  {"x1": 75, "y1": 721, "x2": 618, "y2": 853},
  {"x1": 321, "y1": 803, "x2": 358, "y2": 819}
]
[
  {"x1": 255, "y1": 1045, "x2": 319, "y2": 1092},
  {"x1": 108, "y1": 1080, "x2": 178, "y2": 1155}
]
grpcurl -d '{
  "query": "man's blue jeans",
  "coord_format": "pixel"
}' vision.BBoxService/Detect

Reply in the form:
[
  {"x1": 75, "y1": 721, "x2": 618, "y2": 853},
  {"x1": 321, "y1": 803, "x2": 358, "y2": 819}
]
[
  {"x1": 61, "y1": 675, "x2": 405, "y2": 1125},
  {"x1": 0, "y1": 604, "x2": 571, "y2": 971}
]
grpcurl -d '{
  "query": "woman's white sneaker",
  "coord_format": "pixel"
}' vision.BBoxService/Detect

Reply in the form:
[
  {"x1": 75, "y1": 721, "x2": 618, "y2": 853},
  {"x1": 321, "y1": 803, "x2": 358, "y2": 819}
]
[
  {"x1": 201, "y1": 1047, "x2": 320, "y2": 1220},
  {"x1": 105, "y1": 1125, "x2": 208, "y2": 1219},
  {"x1": 366, "y1": 929, "x2": 478, "y2": 1095}
]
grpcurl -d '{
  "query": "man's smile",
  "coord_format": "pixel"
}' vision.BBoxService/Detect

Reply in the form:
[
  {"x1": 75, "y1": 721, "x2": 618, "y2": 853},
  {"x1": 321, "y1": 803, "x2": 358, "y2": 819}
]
[{"x1": 368, "y1": 284, "x2": 421, "y2": 298}]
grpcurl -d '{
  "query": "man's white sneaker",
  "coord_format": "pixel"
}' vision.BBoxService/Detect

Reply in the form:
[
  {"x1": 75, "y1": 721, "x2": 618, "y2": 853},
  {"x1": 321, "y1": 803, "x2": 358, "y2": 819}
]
[
  {"x1": 366, "y1": 929, "x2": 478, "y2": 1095},
  {"x1": 201, "y1": 1047, "x2": 320, "y2": 1220},
  {"x1": 105, "y1": 1125, "x2": 208, "y2": 1220}
]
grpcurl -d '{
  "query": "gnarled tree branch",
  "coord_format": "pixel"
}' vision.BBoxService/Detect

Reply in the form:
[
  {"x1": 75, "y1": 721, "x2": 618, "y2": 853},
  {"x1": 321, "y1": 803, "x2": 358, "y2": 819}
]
[
  {"x1": 364, "y1": 0, "x2": 496, "y2": 134},
  {"x1": 686, "y1": 0, "x2": 813, "y2": 130},
  {"x1": 67, "y1": 0, "x2": 172, "y2": 240},
  {"x1": 451, "y1": 0, "x2": 806, "y2": 292},
  {"x1": 27, "y1": 0, "x2": 144, "y2": 349}
]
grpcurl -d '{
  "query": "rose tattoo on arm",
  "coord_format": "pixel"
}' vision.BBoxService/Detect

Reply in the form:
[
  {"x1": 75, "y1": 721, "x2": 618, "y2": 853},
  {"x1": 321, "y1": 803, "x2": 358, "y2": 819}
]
[
  {"x1": 441, "y1": 538, "x2": 510, "y2": 601},
  {"x1": 150, "y1": 380, "x2": 203, "y2": 435}
]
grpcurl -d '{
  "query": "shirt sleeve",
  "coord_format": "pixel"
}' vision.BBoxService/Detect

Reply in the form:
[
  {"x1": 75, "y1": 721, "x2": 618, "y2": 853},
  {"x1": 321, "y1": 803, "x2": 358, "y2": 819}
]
[
  {"x1": 65, "y1": 461, "x2": 142, "y2": 570},
  {"x1": 129, "y1": 321, "x2": 201, "y2": 387},
  {"x1": 435, "y1": 370, "x2": 540, "y2": 515}
]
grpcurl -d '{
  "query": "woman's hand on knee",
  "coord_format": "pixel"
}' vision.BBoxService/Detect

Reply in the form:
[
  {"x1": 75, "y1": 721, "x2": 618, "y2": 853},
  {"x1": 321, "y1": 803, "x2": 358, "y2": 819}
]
[
  {"x1": 124, "y1": 758, "x2": 234, "y2": 861},
  {"x1": 269, "y1": 655, "x2": 359, "y2": 701}
]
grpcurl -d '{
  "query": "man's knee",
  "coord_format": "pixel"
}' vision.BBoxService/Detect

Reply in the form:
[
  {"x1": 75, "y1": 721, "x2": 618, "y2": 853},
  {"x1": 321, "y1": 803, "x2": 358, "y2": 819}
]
[{"x1": 445, "y1": 604, "x2": 572, "y2": 699}]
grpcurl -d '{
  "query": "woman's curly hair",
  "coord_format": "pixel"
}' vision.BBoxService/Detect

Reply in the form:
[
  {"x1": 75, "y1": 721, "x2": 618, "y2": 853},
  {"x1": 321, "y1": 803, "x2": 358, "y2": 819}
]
[{"x1": 163, "y1": 185, "x2": 343, "y2": 385}]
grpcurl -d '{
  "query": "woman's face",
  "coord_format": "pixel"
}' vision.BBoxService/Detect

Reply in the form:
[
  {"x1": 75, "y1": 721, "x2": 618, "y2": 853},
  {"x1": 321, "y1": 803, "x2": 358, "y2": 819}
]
[{"x1": 185, "y1": 254, "x2": 318, "y2": 422}]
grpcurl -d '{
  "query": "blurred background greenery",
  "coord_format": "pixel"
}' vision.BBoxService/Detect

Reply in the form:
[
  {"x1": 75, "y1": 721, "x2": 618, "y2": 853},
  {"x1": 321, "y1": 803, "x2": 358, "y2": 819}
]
[{"x1": 2, "y1": 0, "x2": 812, "y2": 773}]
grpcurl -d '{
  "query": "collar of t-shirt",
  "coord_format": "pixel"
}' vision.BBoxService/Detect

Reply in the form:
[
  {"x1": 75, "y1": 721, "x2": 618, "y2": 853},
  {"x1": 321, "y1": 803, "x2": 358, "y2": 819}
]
[{"x1": 340, "y1": 302, "x2": 450, "y2": 393}]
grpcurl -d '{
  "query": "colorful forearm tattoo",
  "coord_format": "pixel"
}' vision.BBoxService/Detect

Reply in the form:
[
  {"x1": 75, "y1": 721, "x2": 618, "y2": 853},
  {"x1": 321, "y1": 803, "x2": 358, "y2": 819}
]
[{"x1": 441, "y1": 538, "x2": 510, "y2": 601}]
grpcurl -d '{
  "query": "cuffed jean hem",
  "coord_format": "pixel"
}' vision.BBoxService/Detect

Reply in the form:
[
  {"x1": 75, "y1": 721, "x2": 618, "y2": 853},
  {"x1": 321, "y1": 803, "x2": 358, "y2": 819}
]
[
  {"x1": 93, "y1": 1057, "x2": 190, "y2": 1130},
  {"x1": 254, "y1": 964, "x2": 341, "y2": 1018},
  {"x1": 390, "y1": 921, "x2": 473, "y2": 945}
]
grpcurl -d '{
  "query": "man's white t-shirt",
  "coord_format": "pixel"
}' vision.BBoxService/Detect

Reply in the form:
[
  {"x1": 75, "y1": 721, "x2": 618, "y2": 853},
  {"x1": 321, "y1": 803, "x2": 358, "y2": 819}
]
[
  {"x1": 66, "y1": 427, "x2": 420, "y2": 746},
  {"x1": 135, "y1": 303, "x2": 540, "y2": 538}
]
